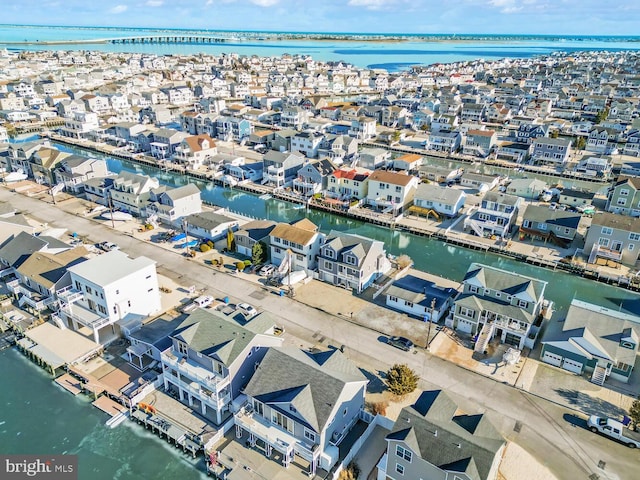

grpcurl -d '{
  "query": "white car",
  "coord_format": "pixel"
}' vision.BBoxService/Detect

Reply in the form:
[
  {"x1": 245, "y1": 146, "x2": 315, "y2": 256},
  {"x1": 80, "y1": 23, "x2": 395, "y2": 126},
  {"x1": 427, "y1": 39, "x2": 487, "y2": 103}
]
[
  {"x1": 237, "y1": 303, "x2": 258, "y2": 317},
  {"x1": 99, "y1": 241, "x2": 119, "y2": 252},
  {"x1": 259, "y1": 265, "x2": 276, "y2": 277}
]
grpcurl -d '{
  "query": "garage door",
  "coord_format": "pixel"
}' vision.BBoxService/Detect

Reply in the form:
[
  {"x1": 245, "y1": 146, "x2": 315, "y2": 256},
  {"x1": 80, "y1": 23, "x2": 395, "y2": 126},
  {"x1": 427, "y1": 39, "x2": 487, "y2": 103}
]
[
  {"x1": 562, "y1": 358, "x2": 583, "y2": 374},
  {"x1": 542, "y1": 351, "x2": 563, "y2": 367},
  {"x1": 456, "y1": 319, "x2": 473, "y2": 334}
]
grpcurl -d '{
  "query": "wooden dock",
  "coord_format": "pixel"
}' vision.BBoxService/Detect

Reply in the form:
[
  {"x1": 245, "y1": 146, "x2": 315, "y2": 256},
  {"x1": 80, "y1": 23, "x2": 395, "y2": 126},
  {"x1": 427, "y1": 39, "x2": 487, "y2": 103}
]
[
  {"x1": 130, "y1": 409, "x2": 202, "y2": 457},
  {"x1": 92, "y1": 396, "x2": 128, "y2": 417},
  {"x1": 54, "y1": 373, "x2": 83, "y2": 396}
]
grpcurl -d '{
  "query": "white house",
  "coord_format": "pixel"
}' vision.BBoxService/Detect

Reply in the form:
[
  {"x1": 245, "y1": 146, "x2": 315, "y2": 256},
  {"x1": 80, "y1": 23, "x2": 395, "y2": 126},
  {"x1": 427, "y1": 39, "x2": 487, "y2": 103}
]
[
  {"x1": 365, "y1": 170, "x2": 420, "y2": 215},
  {"x1": 146, "y1": 184, "x2": 202, "y2": 225},
  {"x1": 269, "y1": 218, "x2": 324, "y2": 275},
  {"x1": 411, "y1": 183, "x2": 466, "y2": 218}
]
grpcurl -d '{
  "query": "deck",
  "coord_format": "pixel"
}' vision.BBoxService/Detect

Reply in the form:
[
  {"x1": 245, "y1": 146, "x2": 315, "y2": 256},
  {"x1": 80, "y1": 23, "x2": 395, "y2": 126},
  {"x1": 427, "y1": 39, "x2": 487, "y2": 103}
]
[
  {"x1": 92, "y1": 396, "x2": 128, "y2": 417},
  {"x1": 54, "y1": 373, "x2": 83, "y2": 395}
]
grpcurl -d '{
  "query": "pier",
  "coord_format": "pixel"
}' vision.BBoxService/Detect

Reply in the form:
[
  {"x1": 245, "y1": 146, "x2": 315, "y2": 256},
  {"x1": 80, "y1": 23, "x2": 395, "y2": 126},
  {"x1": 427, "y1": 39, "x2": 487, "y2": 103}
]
[
  {"x1": 108, "y1": 36, "x2": 230, "y2": 45},
  {"x1": 131, "y1": 408, "x2": 202, "y2": 457}
]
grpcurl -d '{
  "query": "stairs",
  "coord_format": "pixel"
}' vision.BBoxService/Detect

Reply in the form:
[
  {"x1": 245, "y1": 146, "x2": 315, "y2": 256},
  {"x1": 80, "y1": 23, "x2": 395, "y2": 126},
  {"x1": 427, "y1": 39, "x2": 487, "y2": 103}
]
[
  {"x1": 474, "y1": 322, "x2": 494, "y2": 354},
  {"x1": 465, "y1": 217, "x2": 485, "y2": 237},
  {"x1": 591, "y1": 365, "x2": 607, "y2": 386}
]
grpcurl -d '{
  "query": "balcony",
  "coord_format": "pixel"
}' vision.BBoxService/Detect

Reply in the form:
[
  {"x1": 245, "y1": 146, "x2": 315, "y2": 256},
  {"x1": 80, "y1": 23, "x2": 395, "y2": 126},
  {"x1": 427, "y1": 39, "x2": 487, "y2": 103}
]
[
  {"x1": 480, "y1": 313, "x2": 529, "y2": 333},
  {"x1": 162, "y1": 351, "x2": 230, "y2": 394},
  {"x1": 589, "y1": 244, "x2": 623, "y2": 263},
  {"x1": 56, "y1": 285, "x2": 83, "y2": 304},
  {"x1": 59, "y1": 302, "x2": 112, "y2": 331},
  {"x1": 163, "y1": 369, "x2": 231, "y2": 409}
]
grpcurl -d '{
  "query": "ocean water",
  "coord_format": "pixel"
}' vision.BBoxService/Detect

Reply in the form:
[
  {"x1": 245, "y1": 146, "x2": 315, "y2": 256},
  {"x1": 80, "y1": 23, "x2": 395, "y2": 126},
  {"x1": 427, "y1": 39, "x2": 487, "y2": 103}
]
[{"x1": 1, "y1": 25, "x2": 640, "y2": 70}]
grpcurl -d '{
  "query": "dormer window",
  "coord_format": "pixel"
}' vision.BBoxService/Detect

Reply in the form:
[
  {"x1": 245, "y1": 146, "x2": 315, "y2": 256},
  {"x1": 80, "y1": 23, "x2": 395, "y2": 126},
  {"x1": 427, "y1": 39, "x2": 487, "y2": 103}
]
[{"x1": 620, "y1": 340, "x2": 636, "y2": 350}]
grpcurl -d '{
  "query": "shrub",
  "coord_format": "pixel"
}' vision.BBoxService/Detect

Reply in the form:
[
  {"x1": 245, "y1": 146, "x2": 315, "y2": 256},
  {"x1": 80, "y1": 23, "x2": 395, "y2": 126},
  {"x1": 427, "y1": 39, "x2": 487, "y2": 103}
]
[
  {"x1": 236, "y1": 261, "x2": 246, "y2": 272},
  {"x1": 371, "y1": 401, "x2": 388, "y2": 416},
  {"x1": 207, "y1": 240, "x2": 214, "y2": 248},
  {"x1": 338, "y1": 461, "x2": 360, "y2": 480},
  {"x1": 385, "y1": 363, "x2": 419, "y2": 398},
  {"x1": 396, "y1": 254, "x2": 413, "y2": 269},
  {"x1": 200, "y1": 244, "x2": 211, "y2": 252},
  {"x1": 243, "y1": 259, "x2": 252, "y2": 267}
]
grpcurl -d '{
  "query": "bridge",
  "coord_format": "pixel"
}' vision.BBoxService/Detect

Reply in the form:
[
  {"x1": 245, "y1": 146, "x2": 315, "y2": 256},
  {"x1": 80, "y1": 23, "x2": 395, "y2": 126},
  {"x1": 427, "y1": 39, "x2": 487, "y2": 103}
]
[{"x1": 108, "y1": 36, "x2": 231, "y2": 45}]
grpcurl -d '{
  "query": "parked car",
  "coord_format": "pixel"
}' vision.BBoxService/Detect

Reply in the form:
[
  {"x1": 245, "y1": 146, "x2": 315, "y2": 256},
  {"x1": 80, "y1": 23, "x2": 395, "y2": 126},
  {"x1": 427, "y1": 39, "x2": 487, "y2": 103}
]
[
  {"x1": 237, "y1": 303, "x2": 258, "y2": 317},
  {"x1": 587, "y1": 415, "x2": 640, "y2": 448},
  {"x1": 193, "y1": 295, "x2": 214, "y2": 309},
  {"x1": 99, "y1": 241, "x2": 119, "y2": 252},
  {"x1": 259, "y1": 265, "x2": 276, "y2": 277},
  {"x1": 387, "y1": 336, "x2": 414, "y2": 352}
]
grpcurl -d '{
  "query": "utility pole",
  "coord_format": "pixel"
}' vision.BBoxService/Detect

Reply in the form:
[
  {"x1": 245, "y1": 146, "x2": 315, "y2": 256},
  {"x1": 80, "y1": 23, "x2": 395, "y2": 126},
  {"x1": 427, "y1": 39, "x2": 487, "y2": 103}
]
[
  {"x1": 426, "y1": 297, "x2": 436, "y2": 351},
  {"x1": 107, "y1": 191, "x2": 115, "y2": 229}
]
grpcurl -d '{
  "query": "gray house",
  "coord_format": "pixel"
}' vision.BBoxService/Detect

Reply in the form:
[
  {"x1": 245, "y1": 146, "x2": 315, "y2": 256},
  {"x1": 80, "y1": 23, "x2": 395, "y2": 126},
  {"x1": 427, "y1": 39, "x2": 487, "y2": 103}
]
[
  {"x1": 531, "y1": 137, "x2": 572, "y2": 165},
  {"x1": 262, "y1": 150, "x2": 306, "y2": 188},
  {"x1": 293, "y1": 159, "x2": 336, "y2": 197},
  {"x1": 584, "y1": 212, "x2": 640, "y2": 266},
  {"x1": 385, "y1": 275, "x2": 457, "y2": 323},
  {"x1": 54, "y1": 155, "x2": 108, "y2": 193},
  {"x1": 358, "y1": 147, "x2": 390, "y2": 170},
  {"x1": 234, "y1": 219, "x2": 277, "y2": 258},
  {"x1": 317, "y1": 231, "x2": 391, "y2": 293},
  {"x1": 378, "y1": 390, "x2": 505, "y2": 480},
  {"x1": 520, "y1": 205, "x2": 581, "y2": 246},
  {"x1": 235, "y1": 347, "x2": 368, "y2": 475},
  {"x1": 161, "y1": 309, "x2": 284, "y2": 425}
]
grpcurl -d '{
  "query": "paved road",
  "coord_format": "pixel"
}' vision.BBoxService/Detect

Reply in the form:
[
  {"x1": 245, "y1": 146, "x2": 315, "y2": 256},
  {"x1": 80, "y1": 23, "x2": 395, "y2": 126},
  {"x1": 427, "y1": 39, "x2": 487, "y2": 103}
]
[{"x1": 2, "y1": 187, "x2": 634, "y2": 480}]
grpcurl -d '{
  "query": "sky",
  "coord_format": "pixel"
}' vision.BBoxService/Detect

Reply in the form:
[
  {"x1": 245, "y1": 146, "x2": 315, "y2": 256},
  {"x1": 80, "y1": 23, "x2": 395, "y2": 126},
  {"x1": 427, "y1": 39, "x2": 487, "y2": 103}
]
[{"x1": 3, "y1": 0, "x2": 640, "y2": 36}]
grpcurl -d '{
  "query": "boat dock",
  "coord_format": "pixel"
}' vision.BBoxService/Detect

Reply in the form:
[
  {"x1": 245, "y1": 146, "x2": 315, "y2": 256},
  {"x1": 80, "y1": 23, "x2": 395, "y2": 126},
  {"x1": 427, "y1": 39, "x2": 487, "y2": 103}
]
[
  {"x1": 54, "y1": 373, "x2": 83, "y2": 395},
  {"x1": 93, "y1": 396, "x2": 128, "y2": 417},
  {"x1": 131, "y1": 408, "x2": 202, "y2": 457}
]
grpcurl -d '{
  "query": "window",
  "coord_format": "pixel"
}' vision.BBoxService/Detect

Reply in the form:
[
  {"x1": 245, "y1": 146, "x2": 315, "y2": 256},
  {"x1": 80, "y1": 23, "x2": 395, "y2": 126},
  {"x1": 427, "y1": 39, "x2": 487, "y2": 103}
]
[
  {"x1": 629, "y1": 233, "x2": 640, "y2": 241},
  {"x1": 389, "y1": 295, "x2": 398, "y2": 302},
  {"x1": 458, "y1": 306, "x2": 474, "y2": 318},
  {"x1": 469, "y1": 285, "x2": 478, "y2": 294},
  {"x1": 395, "y1": 445, "x2": 412, "y2": 462},
  {"x1": 404, "y1": 300, "x2": 414, "y2": 308},
  {"x1": 323, "y1": 260, "x2": 332, "y2": 269},
  {"x1": 177, "y1": 341, "x2": 188, "y2": 355},
  {"x1": 598, "y1": 237, "x2": 610, "y2": 247},
  {"x1": 343, "y1": 408, "x2": 348, "y2": 417},
  {"x1": 615, "y1": 361, "x2": 631, "y2": 373},
  {"x1": 395, "y1": 186, "x2": 402, "y2": 193},
  {"x1": 629, "y1": 244, "x2": 635, "y2": 252},
  {"x1": 620, "y1": 189, "x2": 629, "y2": 196},
  {"x1": 538, "y1": 223, "x2": 547, "y2": 230},
  {"x1": 395, "y1": 464, "x2": 404, "y2": 475},
  {"x1": 304, "y1": 428, "x2": 316, "y2": 442},
  {"x1": 617, "y1": 198, "x2": 627, "y2": 206},
  {"x1": 274, "y1": 247, "x2": 281, "y2": 254},
  {"x1": 517, "y1": 300, "x2": 528, "y2": 308},
  {"x1": 601, "y1": 227, "x2": 613, "y2": 235}
]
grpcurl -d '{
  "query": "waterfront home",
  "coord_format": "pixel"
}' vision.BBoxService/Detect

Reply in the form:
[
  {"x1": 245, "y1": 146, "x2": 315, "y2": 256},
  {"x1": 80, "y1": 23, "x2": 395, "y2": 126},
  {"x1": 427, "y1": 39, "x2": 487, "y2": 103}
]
[
  {"x1": 293, "y1": 158, "x2": 336, "y2": 197},
  {"x1": 541, "y1": 300, "x2": 639, "y2": 385},
  {"x1": 162, "y1": 309, "x2": 284, "y2": 425},
  {"x1": 348, "y1": 116, "x2": 377, "y2": 140},
  {"x1": 280, "y1": 105, "x2": 311, "y2": 129},
  {"x1": 392, "y1": 153, "x2": 422, "y2": 172},
  {"x1": 59, "y1": 111, "x2": 100, "y2": 139},
  {"x1": 583, "y1": 212, "x2": 640, "y2": 266},
  {"x1": 623, "y1": 129, "x2": 640, "y2": 157},
  {"x1": 317, "y1": 134, "x2": 358, "y2": 164},
  {"x1": 262, "y1": 150, "x2": 306, "y2": 188},
  {"x1": 459, "y1": 172, "x2": 500, "y2": 193},
  {"x1": 606, "y1": 176, "x2": 640, "y2": 216},
  {"x1": 448, "y1": 263, "x2": 548, "y2": 352},
  {"x1": 291, "y1": 131, "x2": 324, "y2": 158},
  {"x1": 7, "y1": 138, "x2": 51, "y2": 170},
  {"x1": 109, "y1": 172, "x2": 160, "y2": 216},
  {"x1": 519, "y1": 205, "x2": 580, "y2": 246},
  {"x1": 385, "y1": 275, "x2": 456, "y2": 322},
  {"x1": 496, "y1": 142, "x2": 532, "y2": 163},
  {"x1": 411, "y1": 183, "x2": 466, "y2": 219},
  {"x1": 0, "y1": 231, "x2": 53, "y2": 272},
  {"x1": 269, "y1": 218, "x2": 324, "y2": 275},
  {"x1": 558, "y1": 188, "x2": 594, "y2": 208},
  {"x1": 60, "y1": 250, "x2": 161, "y2": 344},
  {"x1": 317, "y1": 231, "x2": 391, "y2": 293},
  {"x1": 462, "y1": 129, "x2": 497, "y2": 158},
  {"x1": 505, "y1": 178, "x2": 548, "y2": 201},
  {"x1": 460, "y1": 102, "x2": 486, "y2": 123},
  {"x1": 215, "y1": 116, "x2": 253, "y2": 142},
  {"x1": 464, "y1": 192, "x2": 520, "y2": 238},
  {"x1": 26, "y1": 147, "x2": 72, "y2": 185},
  {"x1": 426, "y1": 130, "x2": 462, "y2": 153},
  {"x1": 530, "y1": 137, "x2": 572, "y2": 166},
  {"x1": 326, "y1": 166, "x2": 370, "y2": 200},
  {"x1": 50, "y1": 154, "x2": 106, "y2": 193},
  {"x1": 365, "y1": 170, "x2": 420, "y2": 215},
  {"x1": 0, "y1": 125, "x2": 7, "y2": 143},
  {"x1": 378, "y1": 390, "x2": 505, "y2": 480},
  {"x1": 430, "y1": 114, "x2": 459, "y2": 133},
  {"x1": 509, "y1": 123, "x2": 549, "y2": 144},
  {"x1": 586, "y1": 127, "x2": 623, "y2": 155},
  {"x1": 358, "y1": 147, "x2": 391, "y2": 170},
  {"x1": 145, "y1": 183, "x2": 202, "y2": 226},
  {"x1": 574, "y1": 155, "x2": 612, "y2": 178},
  {"x1": 235, "y1": 346, "x2": 368, "y2": 474},
  {"x1": 417, "y1": 165, "x2": 462, "y2": 184},
  {"x1": 234, "y1": 220, "x2": 277, "y2": 258},
  {"x1": 150, "y1": 128, "x2": 187, "y2": 159},
  {"x1": 185, "y1": 211, "x2": 238, "y2": 242},
  {"x1": 172, "y1": 134, "x2": 218, "y2": 169},
  {"x1": 9, "y1": 247, "x2": 87, "y2": 313},
  {"x1": 270, "y1": 129, "x2": 297, "y2": 152}
]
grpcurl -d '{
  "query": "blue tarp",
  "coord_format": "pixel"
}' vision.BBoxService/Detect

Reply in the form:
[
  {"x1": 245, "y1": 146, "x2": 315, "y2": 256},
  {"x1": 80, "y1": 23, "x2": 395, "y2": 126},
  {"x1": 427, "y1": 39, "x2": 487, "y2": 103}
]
[
  {"x1": 170, "y1": 233, "x2": 186, "y2": 242},
  {"x1": 175, "y1": 240, "x2": 199, "y2": 249}
]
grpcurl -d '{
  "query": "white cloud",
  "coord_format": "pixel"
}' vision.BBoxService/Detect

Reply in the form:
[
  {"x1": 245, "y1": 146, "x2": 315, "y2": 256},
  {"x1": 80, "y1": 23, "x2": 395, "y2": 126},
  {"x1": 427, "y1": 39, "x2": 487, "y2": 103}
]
[
  {"x1": 109, "y1": 4, "x2": 128, "y2": 14},
  {"x1": 347, "y1": 0, "x2": 401, "y2": 11},
  {"x1": 146, "y1": 0, "x2": 164, "y2": 6},
  {"x1": 250, "y1": 0, "x2": 280, "y2": 6}
]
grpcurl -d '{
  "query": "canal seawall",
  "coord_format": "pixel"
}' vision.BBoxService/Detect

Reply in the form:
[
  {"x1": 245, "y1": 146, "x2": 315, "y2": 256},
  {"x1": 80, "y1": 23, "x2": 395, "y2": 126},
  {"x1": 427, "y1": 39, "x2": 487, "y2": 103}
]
[{"x1": 45, "y1": 134, "x2": 640, "y2": 293}]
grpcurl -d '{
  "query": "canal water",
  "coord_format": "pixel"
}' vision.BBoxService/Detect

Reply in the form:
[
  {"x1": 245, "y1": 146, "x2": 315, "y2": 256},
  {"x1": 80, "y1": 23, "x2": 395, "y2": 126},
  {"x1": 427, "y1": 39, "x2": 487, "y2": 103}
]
[
  {"x1": 0, "y1": 348, "x2": 207, "y2": 479},
  {"x1": 52, "y1": 142, "x2": 640, "y2": 318}
]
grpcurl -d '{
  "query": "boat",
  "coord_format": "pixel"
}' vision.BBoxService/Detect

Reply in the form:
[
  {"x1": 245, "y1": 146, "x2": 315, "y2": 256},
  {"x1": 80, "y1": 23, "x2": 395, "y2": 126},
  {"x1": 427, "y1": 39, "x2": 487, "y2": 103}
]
[
  {"x1": 170, "y1": 232, "x2": 187, "y2": 242},
  {"x1": 90, "y1": 205, "x2": 108, "y2": 214},
  {"x1": 101, "y1": 211, "x2": 133, "y2": 221},
  {"x1": 4, "y1": 169, "x2": 28, "y2": 183},
  {"x1": 280, "y1": 270, "x2": 307, "y2": 286},
  {"x1": 221, "y1": 175, "x2": 238, "y2": 186}
]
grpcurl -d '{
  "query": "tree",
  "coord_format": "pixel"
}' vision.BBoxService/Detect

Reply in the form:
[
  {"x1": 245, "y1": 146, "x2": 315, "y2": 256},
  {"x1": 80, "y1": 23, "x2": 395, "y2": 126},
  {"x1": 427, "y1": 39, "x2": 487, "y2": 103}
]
[
  {"x1": 396, "y1": 254, "x2": 413, "y2": 269},
  {"x1": 385, "y1": 363, "x2": 419, "y2": 397},
  {"x1": 338, "y1": 461, "x2": 360, "y2": 480},
  {"x1": 550, "y1": 129, "x2": 559, "y2": 139},
  {"x1": 252, "y1": 241, "x2": 267, "y2": 265},
  {"x1": 236, "y1": 261, "x2": 246, "y2": 272},
  {"x1": 595, "y1": 107, "x2": 609, "y2": 124},
  {"x1": 574, "y1": 136, "x2": 586, "y2": 151},
  {"x1": 629, "y1": 395, "x2": 640, "y2": 430},
  {"x1": 391, "y1": 130, "x2": 401, "y2": 143}
]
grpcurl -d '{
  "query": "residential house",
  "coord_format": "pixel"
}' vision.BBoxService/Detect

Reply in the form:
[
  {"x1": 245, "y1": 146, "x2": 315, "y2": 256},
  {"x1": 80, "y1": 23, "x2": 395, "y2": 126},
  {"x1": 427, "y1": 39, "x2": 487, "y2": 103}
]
[
  {"x1": 291, "y1": 131, "x2": 324, "y2": 158},
  {"x1": 385, "y1": 275, "x2": 457, "y2": 323},
  {"x1": 510, "y1": 123, "x2": 548, "y2": 144},
  {"x1": 623, "y1": 129, "x2": 640, "y2": 157},
  {"x1": 505, "y1": 178, "x2": 548, "y2": 201},
  {"x1": 269, "y1": 218, "x2": 324, "y2": 275},
  {"x1": 54, "y1": 155, "x2": 108, "y2": 193},
  {"x1": 236, "y1": 346, "x2": 368, "y2": 474},
  {"x1": 574, "y1": 155, "x2": 612, "y2": 178},
  {"x1": 358, "y1": 148, "x2": 390, "y2": 170},
  {"x1": 531, "y1": 138, "x2": 572, "y2": 165},
  {"x1": 280, "y1": 105, "x2": 311, "y2": 130},
  {"x1": 293, "y1": 159, "x2": 336, "y2": 197},
  {"x1": 496, "y1": 142, "x2": 531, "y2": 163},
  {"x1": 215, "y1": 116, "x2": 253, "y2": 142},
  {"x1": 317, "y1": 231, "x2": 391, "y2": 293},
  {"x1": 185, "y1": 212, "x2": 239, "y2": 242},
  {"x1": 558, "y1": 189, "x2": 595, "y2": 208},
  {"x1": 27, "y1": 147, "x2": 72, "y2": 185},
  {"x1": 317, "y1": 134, "x2": 358, "y2": 164},
  {"x1": 541, "y1": 300, "x2": 639, "y2": 385},
  {"x1": 459, "y1": 172, "x2": 500, "y2": 193},
  {"x1": 109, "y1": 172, "x2": 160, "y2": 215},
  {"x1": 586, "y1": 127, "x2": 620, "y2": 155},
  {"x1": 326, "y1": 167, "x2": 370, "y2": 200},
  {"x1": 584, "y1": 212, "x2": 640, "y2": 266},
  {"x1": 348, "y1": 117, "x2": 377, "y2": 140},
  {"x1": 365, "y1": 170, "x2": 420, "y2": 215},
  {"x1": 173, "y1": 134, "x2": 218, "y2": 169},
  {"x1": 427, "y1": 130, "x2": 462, "y2": 153},
  {"x1": 411, "y1": 184, "x2": 466, "y2": 219},
  {"x1": 234, "y1": 220, "x2": 277, "y2": 258},
  {"x1": 464, "y1": 192, "x2": 520, "y2": 238},
  {"x1": 392, "y1": 153, "x2": 422, "y2": 172},
  {"x1": 59, "y1": 111, "x2": 100, "y2": 139},
  {"x1": 162, "y1": 309, "x2": 284, "y2": 424},
  {"x1": 519, "y1": 205, "x2": 581, "y2": 246},
  {"x1": 417, "y1": 165, "x2": 462, "y2": 184},
  {"x1": 378, "y1": 390, "x2": 505, "y2": 480},
  {"x1": 262, "y1": 150, "x2": 306, "y2": 188},
  {"x1": 145, "y1": 184, "x2": 202, "y2": 226},
  {"x1": 151, "y1": 128, "x2": 188, "y2": 160},
  {"x1": 463, "y1": 130, "x2": 497, "y2": 158},
  {"x1": 60, "y1": 250, "x2": 161, "y2": 344},
  {"x1": 606, "y1": 177, "x2": 640, "y2": 216},
  {"x1": 448, "y1": 263, "x2": 548, "y2": 351}
]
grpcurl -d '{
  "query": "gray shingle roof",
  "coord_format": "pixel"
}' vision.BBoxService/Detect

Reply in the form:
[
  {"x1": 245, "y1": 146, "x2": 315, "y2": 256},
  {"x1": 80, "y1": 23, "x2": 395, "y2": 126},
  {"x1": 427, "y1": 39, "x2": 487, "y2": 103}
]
[
  {"x1": 0, "y1": 232, "x2": 47, "y2": 268},
  {"x1": 522, "y1": 205, "x2": 581, "y2": 229},
  {"x1": 186, "y1": 211, "x2": 236, "y2": 232},
  {"x1": 415, "y1": 183, "x2": 464, "y2": 204},
  {"x1": 387, "y1": 390, "x2": 504, "y2": 480},
  {"x1": 464, "y1": 263, "x2": 547, "y2": 301},
  {"x1": 244, "y1": 347, "x2": 366, "y2": 433}
]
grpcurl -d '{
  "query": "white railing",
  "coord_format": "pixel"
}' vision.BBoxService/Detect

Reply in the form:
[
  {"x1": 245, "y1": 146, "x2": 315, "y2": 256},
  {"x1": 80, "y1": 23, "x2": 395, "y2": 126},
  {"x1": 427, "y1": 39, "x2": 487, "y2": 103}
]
[
  {"x1": 56, "y1": 286, "x2": 84, "y2": 304},
  {"x1": 164, "y1": 370, "x2": 230, "y2": 408},
  {"x1": 59, "y1": 304, "x2": 112, "y2": 330},
  {"x1": 162, "y1": 353, "x2": 229, "y2": 393}
]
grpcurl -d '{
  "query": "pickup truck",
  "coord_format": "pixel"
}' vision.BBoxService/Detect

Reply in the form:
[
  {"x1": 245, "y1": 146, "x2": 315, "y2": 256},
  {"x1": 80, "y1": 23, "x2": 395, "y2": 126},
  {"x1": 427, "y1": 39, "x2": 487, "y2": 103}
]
[{"x1": 587, "y1": 415, "x2": 640, "y2": 448}]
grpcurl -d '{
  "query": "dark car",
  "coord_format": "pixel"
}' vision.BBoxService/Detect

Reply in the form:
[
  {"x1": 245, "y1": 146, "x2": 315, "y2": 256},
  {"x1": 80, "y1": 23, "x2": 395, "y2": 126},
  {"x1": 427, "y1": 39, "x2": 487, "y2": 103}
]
[{"x1": 387, "y1": 336, "x2": 414, "y2": 352}]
